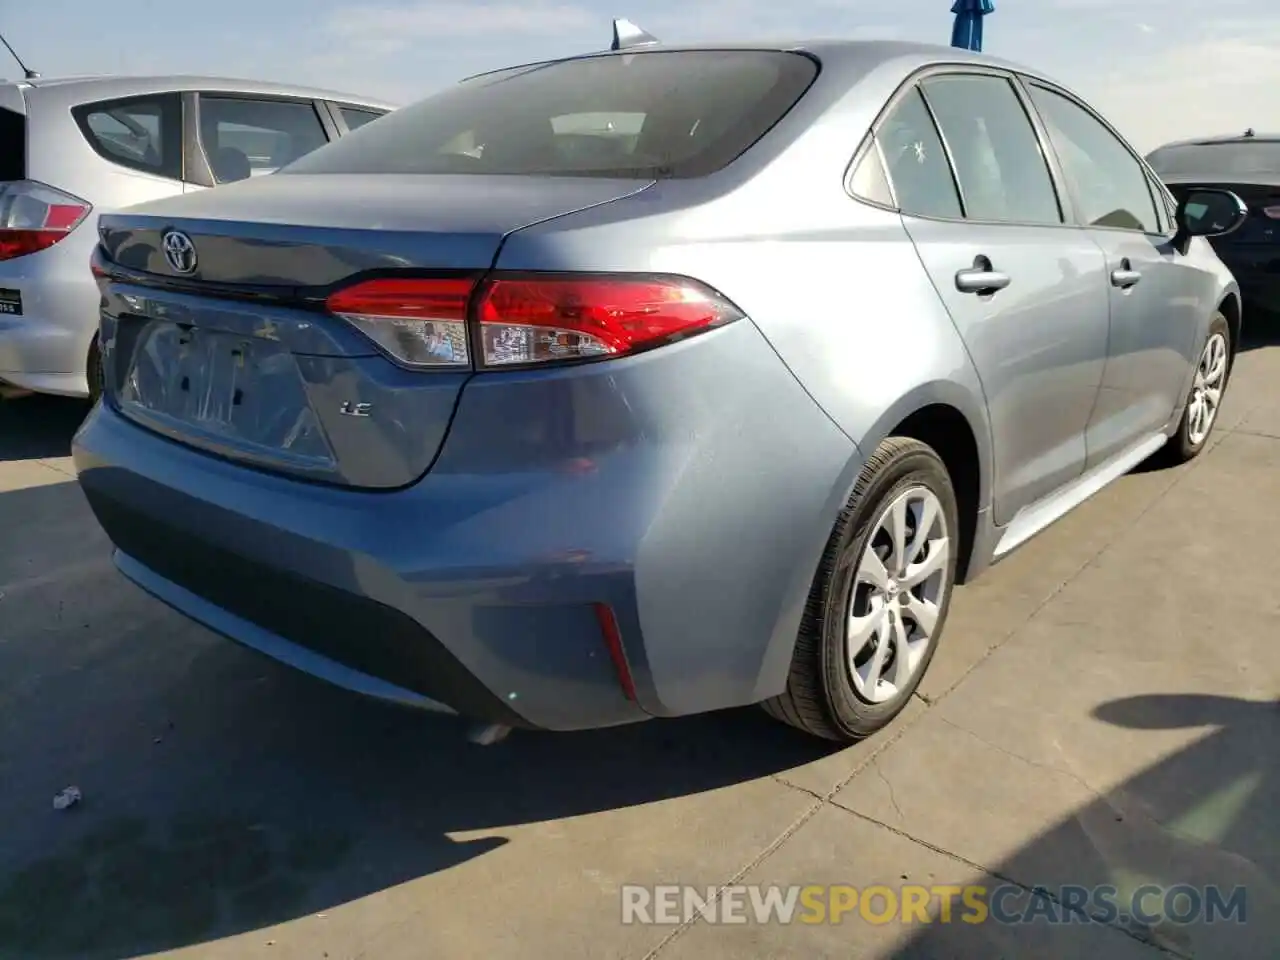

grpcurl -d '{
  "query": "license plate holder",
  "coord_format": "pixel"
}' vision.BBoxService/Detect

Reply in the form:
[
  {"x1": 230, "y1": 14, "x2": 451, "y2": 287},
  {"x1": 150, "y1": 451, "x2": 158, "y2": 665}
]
[
  {"x1": 117, "y1": 320, "x2": 335, "y2": 469},
  {"x1": 174, "y1": 327, "x2": 252, "y2": 428}
]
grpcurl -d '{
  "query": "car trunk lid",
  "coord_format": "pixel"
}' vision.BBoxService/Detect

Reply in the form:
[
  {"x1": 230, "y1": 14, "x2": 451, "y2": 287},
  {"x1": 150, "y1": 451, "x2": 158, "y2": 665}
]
[{"x1": 96, "y1": 173, "x2": 652, "y2": 489}]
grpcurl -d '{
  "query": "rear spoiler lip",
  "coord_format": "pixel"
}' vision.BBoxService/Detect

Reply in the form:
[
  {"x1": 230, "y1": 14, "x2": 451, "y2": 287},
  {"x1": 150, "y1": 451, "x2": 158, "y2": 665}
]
[{"x1": 0, "y1": 82, "x2": 28, "y2": 115}]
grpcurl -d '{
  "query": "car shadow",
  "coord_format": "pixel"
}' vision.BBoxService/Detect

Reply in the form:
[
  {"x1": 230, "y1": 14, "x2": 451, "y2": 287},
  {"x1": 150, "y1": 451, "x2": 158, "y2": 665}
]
[
  {"x1": 888, "y1": 694, "x2": 1278, "y2": 958},
  {"x1": 0, "y1": 394, "x2": 90, "y2": 462},
  {"x1": 1238, "y1": 304, "x2": 1280, "y2": 353},
  {"x1": 0, "y1": 441, "x2": 835, "y2": 959}
]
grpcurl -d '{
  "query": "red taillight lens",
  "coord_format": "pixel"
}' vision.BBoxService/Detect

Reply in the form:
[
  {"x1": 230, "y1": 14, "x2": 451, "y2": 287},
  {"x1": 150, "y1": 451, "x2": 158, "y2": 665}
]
[
  {"x1": 325, "y1": 273, "x2": 742, "y2": 371},
  {"x1": 474, "y1": 276, "x2": 743, "y2": 367},
  {"x1": 0, "y1": 181, "x2": 92, "y2": 261},
  {"x1": 325, "y1": 277, "x2": 475, "y2": 368}
]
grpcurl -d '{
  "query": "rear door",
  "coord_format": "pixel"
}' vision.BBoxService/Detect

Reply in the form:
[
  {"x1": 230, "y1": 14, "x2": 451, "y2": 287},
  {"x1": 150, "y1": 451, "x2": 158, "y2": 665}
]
[
  {"x1": 885, "y1": 68, "x2": 1110, "y2": 525},
  {"x1": 187, "y1": 94, "x2": 333, "y2": 189},
  {"x1": 1022, "y1": 80, "x2": 1199, "y2": 468}
]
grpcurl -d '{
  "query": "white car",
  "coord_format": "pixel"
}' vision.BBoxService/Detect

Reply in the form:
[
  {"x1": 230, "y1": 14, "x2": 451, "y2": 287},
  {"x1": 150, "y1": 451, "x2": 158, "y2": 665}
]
[{"x1": 0, "y1": 75, "x2": 393, "y2": 400}]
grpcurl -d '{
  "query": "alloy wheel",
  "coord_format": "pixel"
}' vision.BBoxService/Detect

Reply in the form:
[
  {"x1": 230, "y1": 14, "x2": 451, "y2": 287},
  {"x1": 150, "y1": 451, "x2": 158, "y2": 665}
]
[
  {"x1": 845, "y1": 485, "x2": 951, "y2": 703},
  {"x1": 1187, "y1": 332, "x2": 1228, "y2": 447}
]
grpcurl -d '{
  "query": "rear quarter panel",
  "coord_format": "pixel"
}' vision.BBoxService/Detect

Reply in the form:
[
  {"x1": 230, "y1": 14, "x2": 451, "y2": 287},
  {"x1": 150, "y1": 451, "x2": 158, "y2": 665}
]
[
  {"x1": 1168, "y1": 236, "x2": 1242, "y2": 423},
  {"x1": 493, "y1": 61, "x2": 993, "y2": 709},
  {"x1": 24, "y1": 85, "x2": 187, "y2": 209}
]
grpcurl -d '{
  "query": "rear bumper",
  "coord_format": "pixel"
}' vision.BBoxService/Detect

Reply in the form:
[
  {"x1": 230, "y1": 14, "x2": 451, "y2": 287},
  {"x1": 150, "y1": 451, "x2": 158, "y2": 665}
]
[
  {"x1": 1213, "y1": 249, "x2": 1280, "y2": 315},
  {"x1": 73, "y1": 321, "x2": 860, "y2": 730}
]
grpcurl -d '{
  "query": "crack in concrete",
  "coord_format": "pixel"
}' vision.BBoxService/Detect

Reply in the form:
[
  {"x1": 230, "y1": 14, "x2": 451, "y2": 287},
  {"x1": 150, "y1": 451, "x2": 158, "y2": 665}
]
[
  {"x1": 872, "y1": 759, "x2": 906, "y2": 824},
  {"x1": 1226, "y1": 427, "x2": 1280, "y2": 442}
]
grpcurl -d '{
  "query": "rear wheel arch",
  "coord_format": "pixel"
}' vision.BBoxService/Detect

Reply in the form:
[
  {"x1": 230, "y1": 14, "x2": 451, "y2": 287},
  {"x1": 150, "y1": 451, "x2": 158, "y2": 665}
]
[
  {"x1": 1218, "y1": 292, "x2": 1241, "y2": 360},
  {"x1": 888, "y1": 404, "x2": 982, "y2": 583},
  {"x1": 86, "y1": 335, "x2": 103, "y2": 404},
  {"x1": 856, "y1": 387, "x2": 991, "y2": 583}
]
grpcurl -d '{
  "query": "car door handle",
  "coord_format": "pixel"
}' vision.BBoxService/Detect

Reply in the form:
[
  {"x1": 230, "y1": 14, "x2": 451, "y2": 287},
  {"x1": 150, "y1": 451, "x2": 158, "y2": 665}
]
[
  {"x1": 955, "y1": 268, "x2": 1011, "y2": 294},
  {"x1": 1111, "y1": 260, "x2": 1142, "y2": 288}
]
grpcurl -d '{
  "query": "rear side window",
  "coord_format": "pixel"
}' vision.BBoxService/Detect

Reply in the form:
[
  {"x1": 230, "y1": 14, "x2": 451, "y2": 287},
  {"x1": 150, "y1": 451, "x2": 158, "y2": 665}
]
[
  {"x1": 1147, "y1": 141, "x2": 1280, "y2": 178},
  {"x1": 283, "y1": 51, "x2": 818, "y2": 179},
  {"x1": 72, "y1": 94, "x2": 182, "y2": 180},
  {"x1": 0, "y1": 107, "x2": 23, "y2": 180},
  {"x1": 198, "y1": 96, "x2": 330, "y2": 183},
  {"x1": 337, "y1": 106, "x2": 384, "y2": 132},
  {"x1": 876, "y1": 88, "x2": 963, "y2": 220}
]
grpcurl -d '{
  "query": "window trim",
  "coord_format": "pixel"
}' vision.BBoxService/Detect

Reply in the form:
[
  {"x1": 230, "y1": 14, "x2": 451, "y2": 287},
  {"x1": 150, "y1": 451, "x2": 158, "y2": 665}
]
[
  {"x1": 188, "y1": 92, "x2": 335, "y2": 187},
  {"x1": 915, "y1": 83, "x2": 970, "y2": 219},
  {"x1": 1018, "y1": 77, "x2": 1170, "y2": 238},
  {"x1": 71, "y1": 92, "x2": 184, "y2": 181},
  {"x1": 846, "y1": 134, "x2": 899, "y2": 211},
  {"x1": 845, "y1": 63, "x2": 1076, "y2": 230}
]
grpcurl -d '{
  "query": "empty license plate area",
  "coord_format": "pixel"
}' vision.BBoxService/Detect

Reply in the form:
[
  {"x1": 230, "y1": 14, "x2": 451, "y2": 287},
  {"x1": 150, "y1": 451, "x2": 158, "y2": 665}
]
[{"x1": 116, "y1": 319, "x2": 337, "y2": 470}]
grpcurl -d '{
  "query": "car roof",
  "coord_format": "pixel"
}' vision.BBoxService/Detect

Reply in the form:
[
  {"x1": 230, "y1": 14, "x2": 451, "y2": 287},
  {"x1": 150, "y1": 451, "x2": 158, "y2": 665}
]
[
  {"x1": 2, "y1": 73, "x2": 397, "y2": 110},
  {"x1": 461, "y1": 38, "x2": 1049, "y2": 86},
  {"x1": 1150, "y1": 131, "x2": 1280, "y2": 151}
]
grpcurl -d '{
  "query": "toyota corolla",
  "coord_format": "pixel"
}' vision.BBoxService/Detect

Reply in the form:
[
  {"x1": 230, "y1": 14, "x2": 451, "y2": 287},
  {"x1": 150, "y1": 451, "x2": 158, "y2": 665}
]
[{"x1": 73, "y1": 30, "x2": 1246, "y2": 743}]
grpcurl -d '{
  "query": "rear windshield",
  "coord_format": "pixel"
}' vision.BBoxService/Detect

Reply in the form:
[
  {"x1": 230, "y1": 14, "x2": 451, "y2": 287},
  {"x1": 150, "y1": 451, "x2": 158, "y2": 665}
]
[
  {"x1": 282, "y1": 50, "x2": 818, "y2": 179},
  {"x1": 0, "y1": 107, "x2": 24, "y2": 180},
  {"x1": 1147, "y1": 141, "x2": 1280, "y2": 178}
]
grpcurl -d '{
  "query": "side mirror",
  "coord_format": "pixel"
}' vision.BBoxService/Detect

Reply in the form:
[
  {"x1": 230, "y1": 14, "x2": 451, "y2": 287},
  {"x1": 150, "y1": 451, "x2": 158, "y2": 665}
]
[{"x1": 1173, "y1": 188, "x2": 1248, "y2": 252}]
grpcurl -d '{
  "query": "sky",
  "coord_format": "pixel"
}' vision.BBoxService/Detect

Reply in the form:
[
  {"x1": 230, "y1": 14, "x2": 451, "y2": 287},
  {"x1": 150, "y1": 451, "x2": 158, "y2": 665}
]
[{"x1": 4, "y1": 0, "x2": 1278, "y2": 151}]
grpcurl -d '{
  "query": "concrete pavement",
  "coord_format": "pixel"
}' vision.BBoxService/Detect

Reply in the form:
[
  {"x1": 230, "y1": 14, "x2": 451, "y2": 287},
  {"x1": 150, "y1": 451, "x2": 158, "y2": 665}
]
[{"x1": 1, "y1": 329, "x2": 1276, "y2": 960}]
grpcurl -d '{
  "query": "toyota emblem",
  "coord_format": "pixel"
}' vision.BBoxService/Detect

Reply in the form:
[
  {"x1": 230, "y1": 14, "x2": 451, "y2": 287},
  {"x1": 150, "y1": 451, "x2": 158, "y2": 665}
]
[{"x1": 161, "y1": 230, "x2": 198, "y2": 274}]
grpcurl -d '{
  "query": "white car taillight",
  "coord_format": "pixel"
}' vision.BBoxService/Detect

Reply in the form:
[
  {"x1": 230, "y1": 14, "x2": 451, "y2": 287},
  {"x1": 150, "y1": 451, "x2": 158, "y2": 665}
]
[{"x1": 0, "y1": 180, "x2": 92, "y2": 261}]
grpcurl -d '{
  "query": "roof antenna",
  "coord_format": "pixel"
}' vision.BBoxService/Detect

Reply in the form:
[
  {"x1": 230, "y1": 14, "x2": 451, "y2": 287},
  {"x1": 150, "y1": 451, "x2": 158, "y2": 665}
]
[
  {"x1": 0, "y1": 31, "x2": 39, "y2": 79},
  {"x1": 611, "y1": 18, "x2": 659, "y2": 51}
]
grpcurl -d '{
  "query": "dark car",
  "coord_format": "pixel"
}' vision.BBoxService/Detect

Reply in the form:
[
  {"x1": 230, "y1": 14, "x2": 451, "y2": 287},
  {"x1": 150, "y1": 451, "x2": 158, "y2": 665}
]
[{"x1": 1147, "y1": 131, "x2": 1280, "y2": 318}]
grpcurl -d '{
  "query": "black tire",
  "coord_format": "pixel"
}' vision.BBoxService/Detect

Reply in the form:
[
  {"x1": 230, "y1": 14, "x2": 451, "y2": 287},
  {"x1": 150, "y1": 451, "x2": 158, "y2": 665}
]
[
  {"x1": 87, "y1": 337, "x2": 103, "y2": 405},
  {"x1": 1159, "y1": 311, "x2": 1231, "y2": 465},
  {"x1": 762, "y1": 437, "x2": 960, "y2": 742}
]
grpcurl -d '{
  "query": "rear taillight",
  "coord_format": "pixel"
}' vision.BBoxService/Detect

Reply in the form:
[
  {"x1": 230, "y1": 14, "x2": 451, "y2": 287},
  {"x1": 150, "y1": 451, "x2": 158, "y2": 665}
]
[
  {"x1": 324, "y1": 274, "x2": 743, "y2": 371},
  {"x1": 0, "y1": 181, "x2": 92, "y2": 261},
  {"x1": 475, "y1": 276, "x2": 742, "y2": 366},
  {"x1": 1263, "y1": 205, "x2": 1280, "y2": 220},
  {"x1": 326, "y1": 277, "x2": 474, "y2": 368}
]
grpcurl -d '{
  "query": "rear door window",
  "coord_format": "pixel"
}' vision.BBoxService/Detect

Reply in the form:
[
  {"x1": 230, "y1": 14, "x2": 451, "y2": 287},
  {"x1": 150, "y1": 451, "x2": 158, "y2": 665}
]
[
  {"x1": 283, "y1": 50, "x2": 818, "y2": 179},
  {"x1": 919, "y1": 74, "x2": 1063, "y2": 225},
  {"x1": 72, "y1": 94, "x2": 183, "y2": 180},
  {"x1": 197, "y1": 96, "x2": 330, "y2": 183},
  {"x1": 336, "y1": 106, "x2": 385, "y2": 132}
]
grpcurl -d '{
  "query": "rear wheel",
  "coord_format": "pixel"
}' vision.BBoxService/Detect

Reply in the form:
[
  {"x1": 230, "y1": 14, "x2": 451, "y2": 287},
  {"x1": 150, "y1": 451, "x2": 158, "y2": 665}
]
[
  {"x1": 87, "y1": 338, "x2": 103, "y2": 405},
  {"x1": 1161, "y1": 312, "x2": 1231, "y2": 464},
  {"x1": 762, "y1": 437, "x2": 960, "y2": 742}
]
